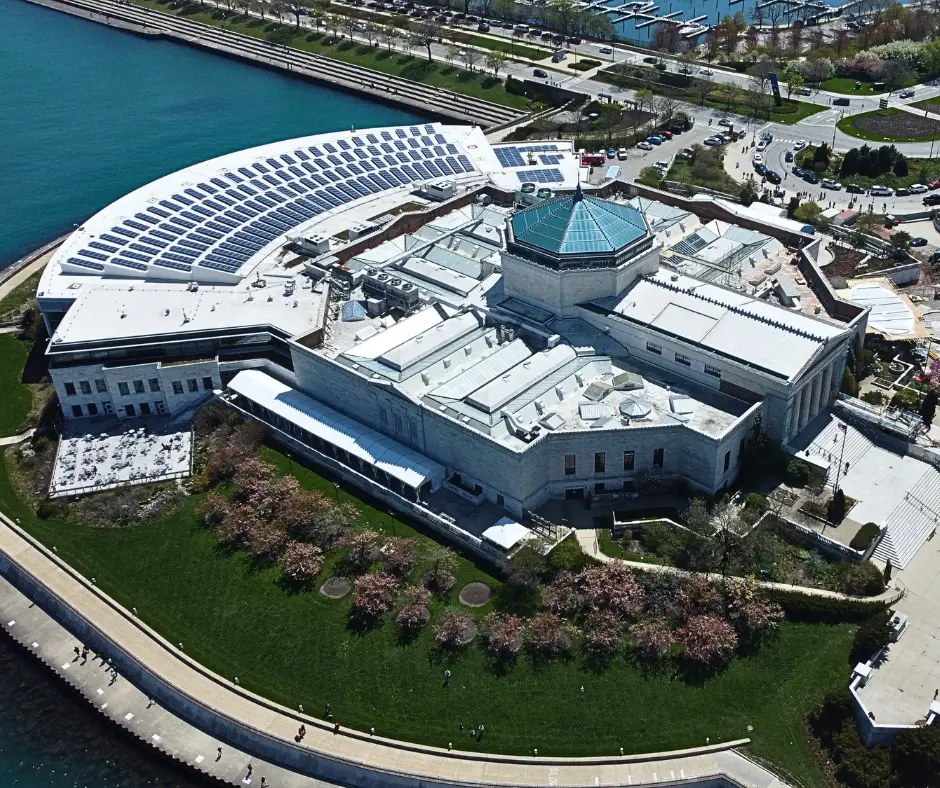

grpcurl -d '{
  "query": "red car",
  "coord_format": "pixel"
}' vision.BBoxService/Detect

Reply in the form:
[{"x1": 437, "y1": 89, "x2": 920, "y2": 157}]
[
  {"x1": 659, "y1": 130, "x2": 674, "y2": 140},
  {"x1": 929, "y1": 180, "x2": 940, "y2": 190}
]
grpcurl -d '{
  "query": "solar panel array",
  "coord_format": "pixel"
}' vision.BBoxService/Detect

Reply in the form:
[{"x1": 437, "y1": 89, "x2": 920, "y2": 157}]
[
  {"x1": 64, "y1": 125, "x2": 476, "y2": 278},
  {"x1": 516, "y1": 169, "x2": 564, "y2": 184},
  {"x1": 494, "y1": 147, "x2": 526, "y2": 168},
  {"x1": 516, "y1": 144, "x2": 560, "y2": 153},
  {"x1": 539, "y1": 154, "x2": 564, "y2": 165}
]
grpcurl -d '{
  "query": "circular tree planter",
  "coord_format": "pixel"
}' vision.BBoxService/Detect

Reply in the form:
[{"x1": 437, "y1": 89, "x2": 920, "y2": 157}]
[
  {"x1": 452, "y1": 618, "x2": 478, "y2": 646},
  {"x1": 422, "y1": 570, "x2": 456, "y2": 595},
  {"x1": 319, "y1": 576, "x2": 352, "y2": 599},
  {"x1": 458, "y1": 582, "x2": 491, "y2": 608}
]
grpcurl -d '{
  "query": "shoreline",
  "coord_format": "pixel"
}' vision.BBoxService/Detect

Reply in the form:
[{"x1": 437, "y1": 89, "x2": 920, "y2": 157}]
[{"x1": 20, "y1": 0, "x2": 526, "y2": 130}]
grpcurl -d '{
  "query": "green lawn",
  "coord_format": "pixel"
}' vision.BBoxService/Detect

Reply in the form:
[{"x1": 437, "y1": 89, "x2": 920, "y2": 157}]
[
  {"x1": 0, "y1": 270, "x2": 44, "y2": 322},
  {"x1": 820, "y1": 76, "x2": 920, "y2": 95},
  {"x1": 837, "y1": 108, "x2": 940, "y2": 143},
  {"x1": 0, "y1": 335, "x2": 32, "y2": 437},
  {"x1": 0, "y1": 445, "x2": 851, "y2": 787},
  {"x1": 133, "y1": 0, "x2": 532, "y2": 110}
]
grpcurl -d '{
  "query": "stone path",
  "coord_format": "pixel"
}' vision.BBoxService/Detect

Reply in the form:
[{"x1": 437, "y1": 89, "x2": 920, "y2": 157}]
[{"x1": 0, "y1": 508, "x2": 793, "y2": 787}]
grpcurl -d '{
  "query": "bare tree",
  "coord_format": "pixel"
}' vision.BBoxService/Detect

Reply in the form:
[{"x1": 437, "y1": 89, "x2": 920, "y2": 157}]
[
  {"x1": 653, "y1": 94, "x2": 681, "y2": 125},
  {"x1": 413, "y1": 18, "x2": 442, "y2": 61},
  {"x1": 380, "y1": 24, "x2": 398, "y2": 50},
  {"x1": 460, "y1": 47, "x2": 480, "y2": 72},
  {"x1": 486, "y1": 50, "x2": 508, "y2": 76}
]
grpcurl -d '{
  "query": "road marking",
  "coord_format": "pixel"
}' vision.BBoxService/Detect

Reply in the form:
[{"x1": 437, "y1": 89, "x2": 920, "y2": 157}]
[
  {"x1": 60, "y1": 663, "x2": 70, "y2": 670},
  {"x1": 101, "y1": 703, "x2": 108, "y2": 709},
  {"x1": 31, "y1": 642, "x2": 38, "y2": 648},
  {"x1": 125, "y1": 712, "x2": 134, "y2": 721},
  {"x1": 6, "y1": 620, "x2": 14, "y2": 626},
  {"x1": 152, "y1": 734, "x2": 161, "y2": 743},
  {"x1": 96, "y1": 688, "x2": 103, "y2": 695},
  {"x1": 195, "y1": 755, "x2": 204, "y2": 764}
]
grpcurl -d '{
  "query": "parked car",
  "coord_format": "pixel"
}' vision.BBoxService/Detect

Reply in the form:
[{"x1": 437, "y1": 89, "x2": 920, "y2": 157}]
[
  {"x1": 755, "y1": 163, "x2": 767, "y2": 175},
  {"x1": 870, "y1": 185, "x2": 893, "y2": 196},
  {"x1": 567, "y1": 37, "x2": 582, "y2": 44},
  {"x1": 833, "y1": 97, "x2": 850, "y2": 106},
  {"x1": 681, "y1": 147, "x2": 694, "y2": 160},
  {"x1": 792, "y1": 165, "x2": 805, "y2": 177},
  {"x1": 928, "y1": 180, "x2": 940, "y2": 190},
  {"x1": 924, "y1": 194, "x2": 940, "y2": 205},
  {"x1": 659, "y1": 130, "x2": 674, "y2": 140},
  {"x1": 607, "y1": 147, "x2": 617, "y2": 158},
  {"x1": 599, "y1": 46, "x2": 613, "y2": 54},
  {"x1": 765, "y1": 169, "x2": 781, "y2": 184},
  {"x1": 796, "y1": 87, "x2": 812, "y2": 96},
  {"x1": 909, "y1": 184, "x2": 928, "y2": 194},
  {"x1": 804, "y1": 171, "x2": 820, "y2": 184},
  {"x1": 896, "y1": 187, "x2": 912, "y2": 196},
  {"x1": 785, "y1": 150, "x2": 794, "y2": 162},
  {"x1": 718, "y1": 118, "x2": 733, "y2": 127},
  {"x1": 703, "y1": 136, "x2": 721, "y2": 146},
  {"x1": 478, "y1": 22, "x2": 490, "y2": 31},
  {"x1": 756, "y1": 139, "x2": 768, "y2": 152},
  {"x1": 793, "y1": 140, "x2": 807, "y2": 150},
  {"x1": 647, "y1": 135, "x2": 663, "y2": 145},
  {"x1": 822, "y1": 179, "x2": 842, "y2": 190},
  {"x1": 701, "y1": 67, "x2": 714, "y2": 76},
  {"x1": 642, "y1": 56, "x2": 658, "y2": 63},
  {"x1": 655, "y1": 160, "x2": 670, "y2": 170},
  {"x1": 533, "y1": 68, "x2": 548, "y2": 78},
  {"x1": 911, "y1": 237, "x2": 929, "y2": 247},
  {"x1": 900, "y1": 89, "x2": 915, "y2": 99},
  {"x1": 617, "y1": 147, "x2": 628, "y2": 160},
  {"x1": 845, "y1": 184, "x2": 865, "y2": 194},
  {"x1": 637, "y1": 141, "x2": 654, "y2": 150},
  {"x1": 752, "y1": 153, "x2": 764, "y2": 164}
]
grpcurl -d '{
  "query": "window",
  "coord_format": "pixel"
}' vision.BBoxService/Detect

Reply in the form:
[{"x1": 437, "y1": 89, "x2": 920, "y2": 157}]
[
  {"x1": 95, "y1": 378, "x2": 107, "y2": 393},
  {"x1": 149, "y1": 378, "x2": 161, "y2": 392},
  {"x1": 653, "y1": 448, "x2": 664, "y2": 468},
  {"x1": 125, "y1": 404, "x2": 135, "y2": 417},
  {"x1": 118, "y1": 381, "x2": 130, "y2": 396},
  {"x1": 103, "y1": 401, "x2": 113, "y2": 415},
  {"x1": 594, "y1": 452, "x2": 606, "y2": 473},
  {"x1": 187, "y1": 379, "x2": 198, "y2": 393},
  {"x1": 155, "y1": 401, "x2": 166, "y2": 415},
  {"x1": 64, "y1": 382, "x2": 76, "y2": 397},
  {"x1": 623, "y1": 450, "x2": 635, "y2": 471},
  {"x1": 71, "y1": 404, "x2": 83, "y2": 418},
  {"x1": 87, "y1": 403, "x2": 98, "y2": 416},
  {"x1": 140, "y1": 402, "x2": 152, "y2": 416},
  {"x1": 134, "y1": 379, "x2": 145, "y2": 394},
  {"x1": 202, "y1": 376, "x2": 213, "y2": 391},
  {"x1": 80, "y1": 380, "x2": 92, "y2": 395},
  {"x1": 594, "y1": 482, "x2": 605, "y2": 493},
  {"x1": 496, "y1": 493, "x2": 505, "y2": 507},
  {"x1": 723, "y1": 450, "x2": 731, "y2": 472},
  {"x1": 646, "y1": 341, "x2": 662, "y2": 356},
  {"x1": 674, "y1": 352, "x2": 692, "y2": 367},
  {"x1": 704, "y1": 364, "x2": 721, "y2": 378},
  {"x1": 172, "y1": 381, "x2": 183, "y2": 395},
  {"x1": 564, "y1": 454, "x2": 576, "y2": 475}
]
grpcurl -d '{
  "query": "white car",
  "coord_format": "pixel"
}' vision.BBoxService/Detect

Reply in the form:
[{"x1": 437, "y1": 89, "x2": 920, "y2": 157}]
[
  {"x1": 752, "y1": 153, "x2": 764, "y2": 164},
  {"x1": 821, "y1": 179, "x2": 842, "y2": 190},
  {"x1": 909, "y1": 183, "x2": 928, "y2": 194},
  {"x1": 870, "y1": 185, "x2": 894, "y2": 196},
  {"x1": 655, "y1": 160, "x2": 670, "y2": 170},
  {"x1": 701, "y1": 68, "x2": 714, "y2": 76},
  {"x1": 599, "y1": 46, "x2": 613, "y2": 54},
  {"x1": 755, "y1": 140, "x2": 768, "y2": 152},
  {"x1": 703, "y1": 137, "x2": 721, "y2": 146},
  {"x1": 793, "y1": 140, "x2": 807, "y2": 150},
  {"x1": 617, "y1": 147, "x2": 628, "y2": 160},
  {"x1": 717, "y1": 118, "x2": 733, "y2": 127},
  {"x1": 637, "y1": 141, "x2": 653, "y2": 150}
]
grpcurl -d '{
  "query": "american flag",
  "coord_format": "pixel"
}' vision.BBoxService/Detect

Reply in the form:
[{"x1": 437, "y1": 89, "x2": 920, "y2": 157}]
[{"x1": 838, "y1": 422, "x2": 847, "y2": 433}]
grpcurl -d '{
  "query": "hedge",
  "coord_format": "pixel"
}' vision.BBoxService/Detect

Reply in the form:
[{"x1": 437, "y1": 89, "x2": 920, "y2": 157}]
[
  {"x1": 850, "y1": 522, "x2": 881, "y2": 552},
  {"x1": 764, "y1": 586, "x2": 891, "y2": 624}
]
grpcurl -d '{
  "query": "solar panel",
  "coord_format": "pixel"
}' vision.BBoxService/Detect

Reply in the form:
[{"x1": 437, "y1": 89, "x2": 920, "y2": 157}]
[
  {"x1": 100, "y1": 233, "x2": 128, "y2": 246},
  {"x1": 197, "y1": 182, "x2": 217, "y2": 194},
  {"x1": 515, "y1": 168, "x2": 564, "y2": 183},
  {"x1": 66, "y1": 257, "x2": 105, "y2": 271},
  {"x1": 172, "y1": 193, "x2": 194, "y2": 206},
  {"x1": 135, "y1": 212, "x2": 158, "y2": 225}
]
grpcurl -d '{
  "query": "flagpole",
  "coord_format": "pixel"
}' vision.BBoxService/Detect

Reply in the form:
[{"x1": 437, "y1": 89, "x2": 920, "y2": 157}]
[{"x1": 834, "y1": 421, "x2": 847, "y2": 494}]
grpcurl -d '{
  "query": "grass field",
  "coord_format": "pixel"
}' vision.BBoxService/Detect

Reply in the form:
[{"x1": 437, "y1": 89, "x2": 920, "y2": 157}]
[
  {"x1": 134, "y1": 0, "x2": 532, "y2": 110},
  {"x1": 820, "y1": 76, "x2": 920, "y2": 95},
  {"x1": 837, "y1": 107, "x2": 940, "y2": 143},
  {"x1": 0, "y1": 335, "x2": 33, "y2": 438},
  {"x1": 0, "y1": 442, "x2": 852, "y2": 787},
  {"x1": 0, "y1": 270, "x2": 43, "y2": 322}
]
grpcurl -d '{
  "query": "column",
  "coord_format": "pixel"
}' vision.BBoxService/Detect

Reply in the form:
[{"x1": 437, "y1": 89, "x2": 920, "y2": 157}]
[
  {"x1": 790, "y1": 388, "x2": 804, "y2": 439},
  {"x1": 810, "y1": 373, "x2": 824, "y2": 421},
  {"x1": 799, "y1": 381, "x2": 813, "y2": 432},
  {"x1": 821, "y1": 364, "x2": 834, "y2": 410}
]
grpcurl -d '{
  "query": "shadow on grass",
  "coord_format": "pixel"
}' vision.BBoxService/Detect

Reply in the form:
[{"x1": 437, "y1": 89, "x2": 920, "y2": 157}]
[
  {"x1": 347, "y1": 608, "x2": 384, "y2": 635},
  {"x1": 490, "y1": 584, "x2": 539, "y2": 617}
]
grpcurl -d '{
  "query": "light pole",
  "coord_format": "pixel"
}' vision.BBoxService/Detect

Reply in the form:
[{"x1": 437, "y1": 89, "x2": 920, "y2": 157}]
[
  {"x1": 387, "y1": 509, "x2": 397, "y2": 536},
  {"x1": 333, "y1": 482, "x2": 340, "y2": 503},
  {"x1": 286, "y1": 452, "x2": 293, "y2": 474}
]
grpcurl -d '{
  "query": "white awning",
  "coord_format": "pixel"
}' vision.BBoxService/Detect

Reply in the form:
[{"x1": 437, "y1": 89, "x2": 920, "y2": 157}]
[
  {"x1": 481, "y1": 517, "x2": 533, "y2": 550},
  {"x1": 228, "y1": 370, "x2": 445, "y2": 490}
]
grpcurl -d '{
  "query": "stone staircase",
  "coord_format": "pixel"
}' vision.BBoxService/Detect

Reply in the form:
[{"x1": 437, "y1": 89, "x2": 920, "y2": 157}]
[
  {"x1": 793, "y1": 415, "x2": 876, "y2": 484},
  {"x1": 874, "y1": 465, "x2": 940, "y2": 568}
]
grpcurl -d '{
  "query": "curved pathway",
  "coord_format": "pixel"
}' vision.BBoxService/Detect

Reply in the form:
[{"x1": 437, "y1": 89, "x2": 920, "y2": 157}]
[{"x1": 0, "y1": 509, "x2": 792, "y2": 787}]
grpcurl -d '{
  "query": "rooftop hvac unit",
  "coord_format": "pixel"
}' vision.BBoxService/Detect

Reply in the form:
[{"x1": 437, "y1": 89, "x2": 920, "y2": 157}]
[
  {"x1": 348, "y1": 223, "x2": 379, "y2": 241},
  {"x1": 298, "y1": 235, "x2": 331, "y2": 256},
  {"x1": 426, "y1": 180, "x2": 457, "y2": 201},
  {"x1": 520, "y1": 183, "x2": 536, "y2": 194},
  {"x1": 536, "y1": 188, "x2": 554, "y2": 200}
]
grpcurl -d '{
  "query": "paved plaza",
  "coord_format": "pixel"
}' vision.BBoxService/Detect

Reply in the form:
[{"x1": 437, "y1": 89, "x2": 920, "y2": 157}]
[{"x1": 50, "y1": 418, "x2": 192, "y2": 498}]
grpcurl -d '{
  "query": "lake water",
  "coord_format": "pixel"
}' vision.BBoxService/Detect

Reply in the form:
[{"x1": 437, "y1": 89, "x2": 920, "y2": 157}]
[
  {"x1": 0, "y1": 0, "x2": 427, "y2": 270},
  {"x1": 0, "y1": 0, "x2": 426, "y2": 783}
]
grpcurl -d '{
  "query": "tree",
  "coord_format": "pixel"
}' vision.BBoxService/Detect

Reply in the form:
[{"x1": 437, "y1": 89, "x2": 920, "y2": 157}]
[
  {"x1": 858, "y1": 211, "x2": 880, "y2": 235},
  {"x1": 424, "y1": 546, "x2": 457, "y2": 593},
  {"x1": 485, "y1": 50, "x2": 507, "y2": 76},
  {"x1": 632, "y1": 618, "x2": 676, "y2": 661},
  {"x1": 584, "y1": 12, "x2": 614, "y2": 39},
  {"x1": 445, "y1": 43, "x2": 459, "y2": 66},
  {"x1": 289, "y1": 0, "x2": 310, "y2": 26},
  {"x1": 362, "y1": 21, "x2": 379, "y2": 46},
  {"x1": 434, "y1": 609, "x2": 477, "y2": 647},
  {"x1": 345, "y1": 529, "x2": 382, "y2": 570},
  {"x1": 678, "y1": 614, "x2": 738, "y2": 665},
  {"x1": 920, "y1": 388, "x2": 938, "y2": 428},
  {"x1": 828, "y1": 488, "x2": 847, "y2": 523},
  {"x1": 483, "y1": 612, "x2": 524, "y2": 657},
  {"x1": 881, "y1": 58, "x2": 912, "y2": 93},
  {"x1": 548, "y1": 0, "x2": 578, "y2": 37},
  {"x1": 892, "y1": 726, "x2": 940, "y2": 788},
  {"x1": 583, "y1": 610, "x2": 624, "y2": 654},
  {"x1": 785, "y1": 71, "x2": 804, "y2": 100},
  {"x1": 281, "y1": 541, "x2": 324, "y2": 583},
  {"x1": 653, "y1": 95, "x2": 681, "y2": 125},
  {"x1": 599, "y1": 102, "x2": 623, "y2": 144},
  {"x1": 696, "y1": 76, "x2": 714, "y2": 106},
  {"x1": 842, "y1": 365, "x2": 859, "y2": 397},
  {"x1": 893, "y1": 154, "x2": 909, "y2": 177},
  {"x1": 890, "y1": 230, "x2": 912, "y2": 250},
  {"x1": 652, "y1": 23, "x2": 682, "y2": 54},
  {"x1": 526, "y1": 612, "x2": 574, "y2": 656},
  {"x1": 579, "y1": 563, "x2": 646, "y2": 620},
  {"x1": 508, "y1": 544, "x2": 546, "y2": 588},
  {"x1": 381, "y1": 25, "x2": 398, "y2": 51},
  {"x1": 395, "y1": 585, "x2": 432, "y2": 631},
  {"x1": 715, "y1": 81, "x2": 742, "y2": 110},
  {"x1": 352, "y1": 572, "x2": 399, "y2": 618},
  {"x1": 459, "y1": 47, "x2": 480, "y2": 72},
  {"x1": 413, "y1": 19, "x2": 442, "y2": 62},
  {"x1": 852, "y1": 611, "x2": 893, "y2": 661},
  {"x1": 381, "y1": 536, "x2": 419, "y2": 577},
  {"x1": 493, "y1": 0, "x2": 515, "y2": 20},
  {"x1": 633, "y1": 88, "x2": 654, "y2": 115}
]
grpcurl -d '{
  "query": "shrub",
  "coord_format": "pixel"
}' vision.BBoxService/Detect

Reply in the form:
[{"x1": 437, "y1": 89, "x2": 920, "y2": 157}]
[
  {"x1": 828, "y1": 488, "x2": 847, "y2": 523},
  {"x1": 546, "y1": 535, "x2": 597, "y2": 575},
  {"x1": 725, "y1": 577, "x2": 784, "y2": 638},
  {"x1": 842, "y1": 366, "x2": 859, "y2": 397},
  {"x1": 483, "y1": 612, "x2": 525, "y2": 658},
  {"x1": 507, "y1": 544, "x2": 546, "y2": 588},
  {"x1": 631, "y1": 617, "x2": 676, "y2": 661},
  {"x1": 861, "y1": 390, "x2": 885, "y2": 406},
  {"x1": 836, "y1": 560, "x2": 885, "y2": 597},
  {"x1": 851, "y1": 611, "x2": 893, "y2": 663},
  {"x1": 850, "y1": 522, "x2": 880, "y2": 551},
  {"x1": 744, "y1": 493, "x2": 769, "y2": 513},
  {"x1": 785, "y1": 459, "x2": 812, "y2": 487},
  {"x1": 197, "y1": 491, "x2": 231, "y2": 528},
  {"x1": 892, "y1": 726, "x2": 940, "y2": 788},
  {"x1": 381, "y1": 536, "x2": 419, "y2": 577},
  {"x1": 765, "y1": 586, "x2": 889, "y2": 623},
  {"x1": 525, "y1": 612, "x2": 574, "y2": 657},
  {"x1": 352, "y1": 572, "x2": 399, "y2": 618}
]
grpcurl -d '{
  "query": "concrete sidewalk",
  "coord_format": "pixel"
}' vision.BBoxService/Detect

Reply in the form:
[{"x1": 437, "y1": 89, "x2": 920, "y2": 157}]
[{"x1": 0, "y1": 509, "x2": 791, "y2": 788}]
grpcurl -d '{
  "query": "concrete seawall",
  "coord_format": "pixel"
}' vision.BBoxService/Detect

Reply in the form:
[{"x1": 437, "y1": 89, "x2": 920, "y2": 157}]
[
  {"x1": 0, "y1": 505, "x2": 793, "y2": 788},
  {"x1": 21, "y1": 0, "x2": 526, "y2": 130}
]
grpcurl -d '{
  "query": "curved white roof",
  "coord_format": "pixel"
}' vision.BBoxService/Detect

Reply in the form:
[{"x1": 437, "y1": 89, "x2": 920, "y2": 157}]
[{"x1": 50, "y1": 123, "x2": 486, "y2": 285}]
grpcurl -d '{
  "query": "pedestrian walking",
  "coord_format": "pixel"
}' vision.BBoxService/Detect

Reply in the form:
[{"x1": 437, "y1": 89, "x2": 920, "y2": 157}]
[
  {"x1": 74, "y1": 646, "x2": 80, "y2": 658},
  {"x1": 247, "y1": 764, "x2": 253, "y2": 777},
  {"x1": 334, "y1": 722, "x2": 341, "y2": 733},
  {"x1": 216, "y1": 747, "x2": 223, "y2": 761},
  {"x1": 444, "y1": 669, "x2": 451, "y2": 681},
  {"x1": 580, "y1": 685, "x2": 585, "y2": 697}
]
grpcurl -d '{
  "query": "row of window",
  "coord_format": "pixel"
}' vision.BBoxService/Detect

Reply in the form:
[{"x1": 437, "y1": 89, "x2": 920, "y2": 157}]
[
  {"x1": 63, "y1": 376, "x2": 213, "y2": 398},
  {"x1": 564, "y1": 449, "x2": 663, "y2": 476},
  {"x1": 69, "y1": 400, "x2": 166, "y2": 418},
  {"x1": 644, "y1": 342, "x2": 722, "y2": 379}
]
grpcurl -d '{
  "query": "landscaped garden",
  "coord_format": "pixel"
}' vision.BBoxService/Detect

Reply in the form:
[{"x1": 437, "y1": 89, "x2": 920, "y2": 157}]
[
  {"x1": 132, "y1": 0, "x2": 539, "y2": 111},
  {"x1": 663, "y1": 145, "x2": 741, "y2": 197},
  {"x1": 0, "y1": 405, "x2": 872, "y2": 788},
  {"x1": 837, "y1": 107, "x2": 940, "y2": 143},
  {"x1": 796, "y1": 143, "x2": 940, "y2": 190}
]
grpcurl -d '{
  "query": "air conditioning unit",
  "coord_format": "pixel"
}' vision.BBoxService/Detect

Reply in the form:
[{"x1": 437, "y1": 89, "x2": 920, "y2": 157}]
[
  {"x1": 426, "y1": 180, "x2": 457, "y2": 201},
  {"x1": 298, "y1": 235, "x2": 331, "y2": 256}
]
